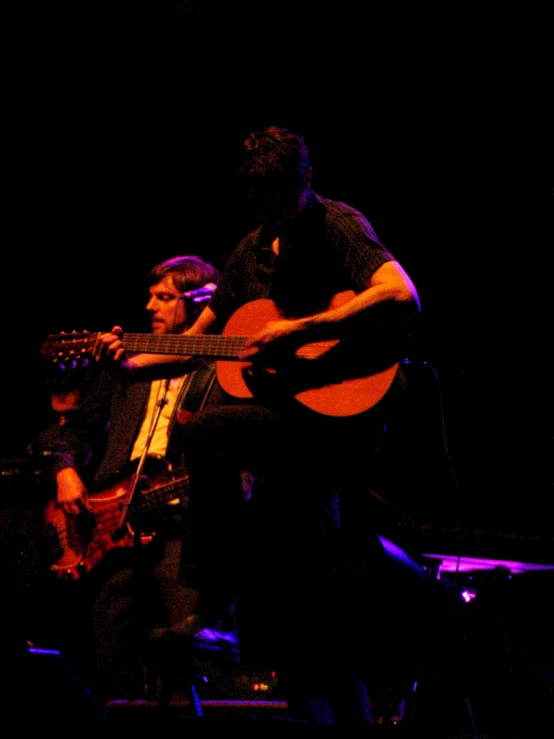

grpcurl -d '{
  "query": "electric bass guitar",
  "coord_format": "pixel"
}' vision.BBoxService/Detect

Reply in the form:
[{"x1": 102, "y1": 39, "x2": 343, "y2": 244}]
[
  {"x1": 40, "y1": 291, "x2": 400, "y2": 417},
  {"x1": 43, "y1": 472, "x2": 188, "y2": 581}
]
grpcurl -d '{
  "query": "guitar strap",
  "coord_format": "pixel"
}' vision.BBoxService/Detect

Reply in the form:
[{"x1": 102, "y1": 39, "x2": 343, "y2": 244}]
[
  {"x1": 171, "y1": 362, "x2": 220, "y2": 430},
  {"x1": 180, "y1": 362, "x2": 218, "y2": 414}
]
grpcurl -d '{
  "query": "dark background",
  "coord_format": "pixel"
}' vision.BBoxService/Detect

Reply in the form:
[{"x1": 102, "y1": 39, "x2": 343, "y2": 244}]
[{"x1": 5, "y1": 2, "x2": 553, "y2": 548}]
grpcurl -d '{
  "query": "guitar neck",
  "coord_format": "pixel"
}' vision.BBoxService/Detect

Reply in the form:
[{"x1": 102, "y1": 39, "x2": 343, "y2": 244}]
[
  {"x1": 141, "y1": 476, "x2": 189, "y2": 512},
  {"x1": 122, "y1": 333, "x2": 247, "y2": 360}
]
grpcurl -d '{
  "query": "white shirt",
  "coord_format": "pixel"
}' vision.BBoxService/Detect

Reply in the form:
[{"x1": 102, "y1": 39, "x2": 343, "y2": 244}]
[{"x1": 130, "y1": 376, "x2": 187, "y2": 461}]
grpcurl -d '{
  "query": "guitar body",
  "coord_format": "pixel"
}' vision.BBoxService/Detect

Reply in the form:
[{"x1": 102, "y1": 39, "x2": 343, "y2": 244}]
[
  {"x1": 43, "y1": 472, "x2": 187, "y2": 581},
  {"x1": 217, "y1": 291, "x2": 400, "y2": 417},
  {"x1": 43, "y1": 481, "x2": 136, "y2": 581}
]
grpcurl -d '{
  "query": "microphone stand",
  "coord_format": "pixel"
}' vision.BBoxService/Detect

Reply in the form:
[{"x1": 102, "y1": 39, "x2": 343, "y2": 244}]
[{"x1": 112, "y1": 382, "x2": 170, "y2": 547}]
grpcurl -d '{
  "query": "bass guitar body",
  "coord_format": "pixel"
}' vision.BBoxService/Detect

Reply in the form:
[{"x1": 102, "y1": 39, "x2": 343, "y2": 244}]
[{"x1": 43, "y1": 471, "x2": 186, "y2": 581}]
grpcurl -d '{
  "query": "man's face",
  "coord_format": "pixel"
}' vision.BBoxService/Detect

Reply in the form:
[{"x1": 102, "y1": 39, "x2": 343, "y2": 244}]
[
  {"x1": 248, "y1": 180, "x2": 305, "y2": 233},
  {"x1": 146, "y1": 274, "x2": 188, "y2": 334}
]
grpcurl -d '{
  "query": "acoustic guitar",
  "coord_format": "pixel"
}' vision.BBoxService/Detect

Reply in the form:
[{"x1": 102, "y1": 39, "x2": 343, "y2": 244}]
[{"x1": 41, "y1": 291, "x2": 400, "y2": 417}]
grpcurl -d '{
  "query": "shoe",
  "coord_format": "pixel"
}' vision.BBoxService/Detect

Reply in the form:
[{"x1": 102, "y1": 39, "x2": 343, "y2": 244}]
[{"x1": 153, "y1": 614, "x2": 240, "y2": 663}]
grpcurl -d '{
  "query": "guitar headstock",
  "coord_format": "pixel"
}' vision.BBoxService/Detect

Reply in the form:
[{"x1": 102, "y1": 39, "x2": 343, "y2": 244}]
[{"x1": 40, "y1": 331, "x2": 98, "y2": 367}]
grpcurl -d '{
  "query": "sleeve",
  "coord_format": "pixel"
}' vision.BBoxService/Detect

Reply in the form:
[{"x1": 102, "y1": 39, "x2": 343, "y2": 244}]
[
  {"x1": 36, "y1": 422, "x2": 94, "y2": 478},
  {"x1": 332, "y1": 205, "x2": 396, "y2": 289},
  {"x1": 35, "y1": 371, "x2": 114, "y2": 482}
]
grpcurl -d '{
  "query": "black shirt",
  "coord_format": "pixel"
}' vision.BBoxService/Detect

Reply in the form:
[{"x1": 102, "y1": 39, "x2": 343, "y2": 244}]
[{"x1": 209, "y1": 191, "x2": 395, "y2": 328}]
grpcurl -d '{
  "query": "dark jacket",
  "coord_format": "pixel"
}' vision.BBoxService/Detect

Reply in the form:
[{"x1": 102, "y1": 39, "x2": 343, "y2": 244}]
[{"x1": 37, "y1": 362, "x2": 227, "y2": 492}]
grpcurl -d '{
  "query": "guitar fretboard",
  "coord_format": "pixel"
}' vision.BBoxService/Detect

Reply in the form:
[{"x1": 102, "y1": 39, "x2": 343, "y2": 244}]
[
  {"x1": 141, "y1": 477, "x2": 189, "y2": 511},
  {"x1": 122, "y1": 333, "x2": 248, "y2": 361}
]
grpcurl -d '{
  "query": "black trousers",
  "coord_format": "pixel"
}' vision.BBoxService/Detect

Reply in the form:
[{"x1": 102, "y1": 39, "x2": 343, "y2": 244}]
[
  {"x1": 177, "y1": 400, "x2": 441, "y2": 727},
  {"x1": 175, "y1": 400, "x2": 388, "y2": 621}
]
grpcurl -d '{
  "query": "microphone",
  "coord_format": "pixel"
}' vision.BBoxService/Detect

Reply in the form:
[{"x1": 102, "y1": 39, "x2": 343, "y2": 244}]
[{"x1": 179, "y1": 282, "x2": 217, "y2": 304}]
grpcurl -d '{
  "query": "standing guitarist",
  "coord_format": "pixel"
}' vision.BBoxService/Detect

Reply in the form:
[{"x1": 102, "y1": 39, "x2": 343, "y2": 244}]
[
  {"x1": 32, "y1": 255, "x2": 224, "y2": 706},
  {"x1": 95, "y1": 127, "x2": 422, "y2": 723}
]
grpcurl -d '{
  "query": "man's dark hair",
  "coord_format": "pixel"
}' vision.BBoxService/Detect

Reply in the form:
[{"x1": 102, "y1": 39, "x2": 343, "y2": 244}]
[
  {"x1": 148, "y1": 255, "x2": 219, "y2": 296},
  {"x1": 237, "y1": 126, "x2": 311, "y2": 197}
]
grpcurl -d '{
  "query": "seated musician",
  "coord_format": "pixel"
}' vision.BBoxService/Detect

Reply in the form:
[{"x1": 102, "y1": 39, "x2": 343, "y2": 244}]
[{"x1": 32, "y1": 255, "x2": 225, "y2": 707}]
